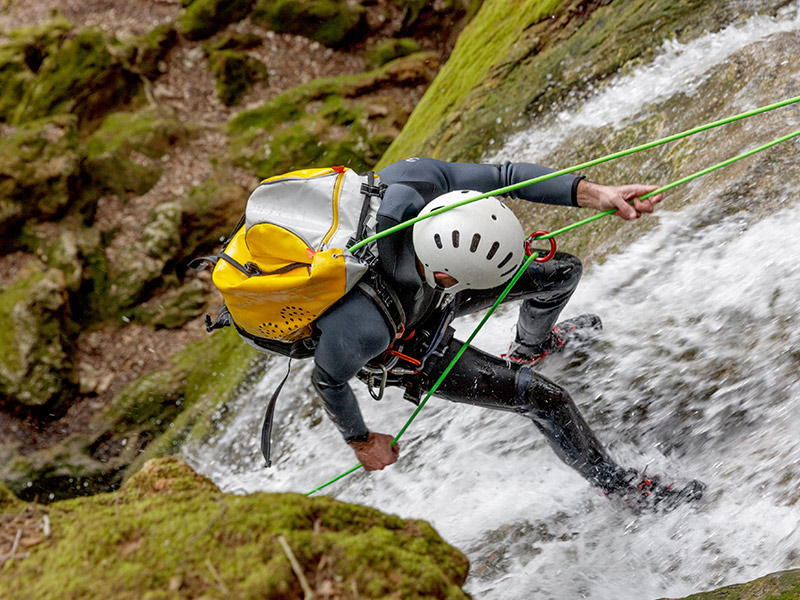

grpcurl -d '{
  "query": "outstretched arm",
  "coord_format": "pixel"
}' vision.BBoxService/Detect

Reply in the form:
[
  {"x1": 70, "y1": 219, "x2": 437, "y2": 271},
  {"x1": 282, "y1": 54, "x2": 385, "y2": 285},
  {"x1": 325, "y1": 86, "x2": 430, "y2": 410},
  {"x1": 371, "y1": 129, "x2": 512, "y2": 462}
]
[
  {"x1": 576, "y1": 180, "x2": 663, "y2": 220},
  {"x1": 312, "y1": 292, "x2": 400, "y2": 471}
]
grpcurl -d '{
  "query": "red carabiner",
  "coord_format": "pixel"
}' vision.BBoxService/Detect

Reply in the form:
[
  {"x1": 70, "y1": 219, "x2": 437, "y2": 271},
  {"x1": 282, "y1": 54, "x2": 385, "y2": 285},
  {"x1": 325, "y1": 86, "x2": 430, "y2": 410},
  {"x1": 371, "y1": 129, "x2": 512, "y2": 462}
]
[{"x1": 525, "y1": 231, "x2": 557, "y2": 263}]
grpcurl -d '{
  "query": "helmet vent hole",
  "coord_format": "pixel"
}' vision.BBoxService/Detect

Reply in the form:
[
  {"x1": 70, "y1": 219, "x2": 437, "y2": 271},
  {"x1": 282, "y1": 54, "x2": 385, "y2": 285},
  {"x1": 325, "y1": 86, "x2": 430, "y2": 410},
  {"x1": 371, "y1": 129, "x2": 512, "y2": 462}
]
[
  {"x1": 500, "y1": 266, "x2": 517, "y2": 278},
  {"x1": 470, "y1": 233, "x2": 481, "y2": 252},
  {"x1": 452, "y1": 230, "x2": 460, "y2": 248},
  {"x1": 497, "y1": 252, "x2": 513, "y2": 269},
  {"x1": 434, "y1": 233, "x2": 443, "y2": 249},
  {"x1": 486, "y1": 241, "x2": 500, "y2": 260}
]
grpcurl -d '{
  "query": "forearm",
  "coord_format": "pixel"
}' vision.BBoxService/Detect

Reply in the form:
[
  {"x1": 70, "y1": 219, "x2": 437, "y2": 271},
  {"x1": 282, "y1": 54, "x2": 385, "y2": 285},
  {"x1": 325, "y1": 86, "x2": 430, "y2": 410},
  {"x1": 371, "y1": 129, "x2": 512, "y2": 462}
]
[
  {"x1": 378, "y1": 158, "x2": 580, "y2": 206},
  {"x1": 311, "y1": 365, "x2": 369, "y2": 442}
]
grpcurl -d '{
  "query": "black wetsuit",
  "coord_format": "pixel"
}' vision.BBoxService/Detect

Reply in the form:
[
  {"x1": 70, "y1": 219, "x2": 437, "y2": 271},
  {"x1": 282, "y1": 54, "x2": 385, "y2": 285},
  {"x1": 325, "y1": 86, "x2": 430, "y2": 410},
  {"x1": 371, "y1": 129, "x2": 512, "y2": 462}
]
[{"x1": 311, "y1": 157, "x2": 631, "y2": 493}]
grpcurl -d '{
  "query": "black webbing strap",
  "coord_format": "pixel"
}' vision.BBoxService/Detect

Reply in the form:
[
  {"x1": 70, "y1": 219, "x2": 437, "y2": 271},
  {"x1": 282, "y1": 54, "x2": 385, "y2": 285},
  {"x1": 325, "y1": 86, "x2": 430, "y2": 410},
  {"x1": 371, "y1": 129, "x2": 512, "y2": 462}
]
[
  {"x1": 357, "y1": 269, "x2": 406, "y2": 338},
  {"x1": 260, "y1": 358, "x2": 293, "y2": 468}
]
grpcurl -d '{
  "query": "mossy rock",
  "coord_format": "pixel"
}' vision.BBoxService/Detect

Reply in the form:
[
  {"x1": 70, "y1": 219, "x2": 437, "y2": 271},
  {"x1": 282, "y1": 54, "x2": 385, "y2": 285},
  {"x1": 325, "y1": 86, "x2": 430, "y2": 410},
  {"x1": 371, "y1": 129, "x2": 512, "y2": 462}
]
[
  {"x1": 365, "y1": 37, "x2": 422, "y2": 70},
  {"x1": 0, "y1": 433, "x2": 128, "y2": 503},
  {"x1": 0, "y1": 266, "x2": 76, "y2": 410},
  {"x1": 132, "y1": 279, "x2": 208, "y2": 330},
  {"x1": 0, "y1": 457, "x2": 471, "y2": 599},
  {"x1": 0, "y1": 479, "x2": 23, "y2": 512},
  {"x1": 252, "y1": 0, "x2": 367, "y2": 48},
  {"x1": 178, "y1": 0, "x2": 256, "y2": 41},
  {"x1": 85, "y1": 107, "x2": 191, "y2": 198},
  {"x1": 11, "y1": 27, "x2": 141, "y2": 128},
  {"x1": 663, "y1": 569, "x2": 800, "y2": 600},
  {"x1": 124, "y1": 23, "x2": 178, "y2": 79},
  {"x1": 228, "y1": 51, "x2": 439, "y2": 176},
  {"x1": 119, "y1": 327, "x2": 259, "y2": 477},
  {"x1": 177, "y1": 172, "x2": 249, "y2": 261},
  {"x1": 207, "y1": 48, "x2": 268, "y2": 106},
  {"x1": 0, "y1": 115, "x2": 84, "y2": 240},
  {"x1": 0, "y1": 17, "x2": 73, "y2": 122},
  {"x1": 379, "y1": 0, "x2": 772, "y2": 166},
  {"x1": 203, "y1": 30, "x2": 263, "y2": 52},
  {"x1": 0, "y1": 326, "x2": 255, "y2": 503},
  {"x1": 105, "y1": 201, "x2": 184, "y2": 312}
]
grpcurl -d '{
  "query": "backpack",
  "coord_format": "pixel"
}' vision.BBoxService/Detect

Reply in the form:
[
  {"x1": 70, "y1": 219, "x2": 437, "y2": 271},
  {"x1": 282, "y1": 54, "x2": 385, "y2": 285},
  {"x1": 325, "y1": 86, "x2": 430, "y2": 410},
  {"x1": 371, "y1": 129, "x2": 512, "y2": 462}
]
[
  {"x1": 191, "y1": 166, "x2": 411, "y2": 467},
  {"x1": 192, "y1": 166, "x2": 405, "y2": 358}
]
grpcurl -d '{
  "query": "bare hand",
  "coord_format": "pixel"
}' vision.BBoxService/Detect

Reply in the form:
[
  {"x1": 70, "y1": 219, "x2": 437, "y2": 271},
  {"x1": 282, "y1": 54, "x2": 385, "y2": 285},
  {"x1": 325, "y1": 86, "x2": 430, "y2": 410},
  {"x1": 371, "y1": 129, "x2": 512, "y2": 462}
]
[
  {"x1": 349, "y1": 432, "x2": 399, "y2": 471},
  {"x1": 576, "y1": 180, "x2": 663, "y2": 220}
]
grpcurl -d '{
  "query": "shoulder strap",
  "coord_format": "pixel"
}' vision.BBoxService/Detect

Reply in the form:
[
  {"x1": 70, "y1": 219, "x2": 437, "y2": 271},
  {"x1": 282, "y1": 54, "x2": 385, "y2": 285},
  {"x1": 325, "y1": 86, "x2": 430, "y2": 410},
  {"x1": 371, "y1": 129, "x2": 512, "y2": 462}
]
[{"x1": 357, "y1": 268, "x2": 406, "y2": 338}]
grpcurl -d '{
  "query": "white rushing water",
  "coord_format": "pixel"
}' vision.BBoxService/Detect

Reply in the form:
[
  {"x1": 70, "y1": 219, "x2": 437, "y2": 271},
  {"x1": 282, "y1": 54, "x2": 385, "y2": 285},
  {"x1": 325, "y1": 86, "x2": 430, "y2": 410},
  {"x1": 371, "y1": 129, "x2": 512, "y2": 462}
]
[{"x1": 186, "y1": 6, "x2": 800, "y2": 599}]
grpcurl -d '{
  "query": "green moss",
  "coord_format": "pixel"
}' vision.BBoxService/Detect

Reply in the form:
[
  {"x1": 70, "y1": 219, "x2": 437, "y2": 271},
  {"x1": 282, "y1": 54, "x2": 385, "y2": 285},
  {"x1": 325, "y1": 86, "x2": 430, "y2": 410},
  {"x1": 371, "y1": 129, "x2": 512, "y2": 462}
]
[
  {"x1": 0, "y1": 17, "x2": 73, "y2": 122},
  {"x1": 84, "y1": 108, "x2": 190, "y2": 198},
  {"x1": 125, "y1": 23, "x2": 177, "y2": 79},
  {"x1": 379, "y1": 0, "x2": 755, "y2": 166},
  {"x1": 86, "y1": 108, "x2": 189, "y2": 160},
  {"x1": 207, "y1": 48, "x2": 268, "y2": 106},
  {"x1": 124, "y1": 328, "x2": 258, "y2": 474},
  {"x1": 365, "y1": 37, "x2": 422, "y2": 69},
  {"x1": 178, "y1": 171, "x2": 249, "y2": 260},
  {"x1": 228, "y1": 52, "x2": 438, "y2": 175},
  {"x1": 178, "y1": 0, "x2": 255, "y2": 41},
  {"x1": 11, "y1": 27, "x2": 141, "y2": 127},
  {"x1": 666, "y1": 570, "x2": 800, "y2": 599},
  {"x1": 0, "y1": 267, "x2": 76, "y2": 410},
  {"x1": 379, "y1": 0, "x2": 561, "y2": 165},
  {"x1": 252, "y1": 0, "x2": 367, "y2": 48},
  {"x1": 0, "y1": 479, "x2": 23, "y2": 512},
  {"x1": 0, "y1": 115, "x2": 84, "y2": 237},
  {"x1": 0, "y1": 457, "x2": 470, "y2": 600}
]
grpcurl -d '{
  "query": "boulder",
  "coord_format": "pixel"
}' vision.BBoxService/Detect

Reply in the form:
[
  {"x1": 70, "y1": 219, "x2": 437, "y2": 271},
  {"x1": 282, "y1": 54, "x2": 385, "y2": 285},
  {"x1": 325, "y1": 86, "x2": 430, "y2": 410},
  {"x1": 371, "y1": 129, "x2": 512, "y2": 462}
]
[
  {"x1": 105, "y1": 201, "x2": 184, "y2": 312},
  {"x1": 178, "y1": 0, "x2": 256, "y2": 41},
  {"x1": 0, "y1": 457, "x2": 472, "y2": 600},
  {"x1": 85, "y1": 107, "x2": 190, "y2": 198},
  {"x1": 0, "y1": 17, "x2": 72, "y2": 123},
  {"x1": 252, "y1": 0, "x2": 367, "y2": 48},
  {"x1": 0, "y1": 266, "x2": 76, "y2": 410},
  {"x1": 10, "y1": 28, "x2": 141, "y2": 128},
  {"x1": 0, "y1": 115, "x2": 83, "y2": 240},
  {"x1": 207, "y1": 48, "x2": 268, "y2": 106}
]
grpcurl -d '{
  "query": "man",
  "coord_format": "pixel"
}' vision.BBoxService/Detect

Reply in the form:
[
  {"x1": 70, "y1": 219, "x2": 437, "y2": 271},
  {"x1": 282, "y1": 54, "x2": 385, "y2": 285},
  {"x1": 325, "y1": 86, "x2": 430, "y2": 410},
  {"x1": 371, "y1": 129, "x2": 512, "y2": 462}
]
[{"x1": 310, "y1": 157, "x2": 704, "y2": 511}]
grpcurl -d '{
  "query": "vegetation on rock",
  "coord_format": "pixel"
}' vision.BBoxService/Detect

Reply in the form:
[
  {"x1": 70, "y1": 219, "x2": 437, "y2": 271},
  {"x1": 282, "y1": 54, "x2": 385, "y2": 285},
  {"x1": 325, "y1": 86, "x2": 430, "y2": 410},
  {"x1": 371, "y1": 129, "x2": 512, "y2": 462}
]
[{"x1": 0, "y1": 457, "x2": 472, "y2": 600}]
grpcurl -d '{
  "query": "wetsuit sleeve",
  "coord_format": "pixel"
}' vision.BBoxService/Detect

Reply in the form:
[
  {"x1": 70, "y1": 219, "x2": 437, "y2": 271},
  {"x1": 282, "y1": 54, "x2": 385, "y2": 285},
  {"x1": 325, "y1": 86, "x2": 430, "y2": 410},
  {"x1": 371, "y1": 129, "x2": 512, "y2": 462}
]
[
  {"x1": 311, "y1": 292, "x2": 393, "y2": 442},
  {"x1": 377, "y1": 157, "x2": 581, "y2": 207}
]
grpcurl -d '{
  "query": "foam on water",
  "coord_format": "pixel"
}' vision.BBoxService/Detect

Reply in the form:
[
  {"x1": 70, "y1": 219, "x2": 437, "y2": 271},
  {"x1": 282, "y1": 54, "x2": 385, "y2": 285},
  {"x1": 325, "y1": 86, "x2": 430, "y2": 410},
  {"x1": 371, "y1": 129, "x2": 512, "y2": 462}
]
[{"x1": 491, "y1": 1, "x2": 800, "y2": 162}]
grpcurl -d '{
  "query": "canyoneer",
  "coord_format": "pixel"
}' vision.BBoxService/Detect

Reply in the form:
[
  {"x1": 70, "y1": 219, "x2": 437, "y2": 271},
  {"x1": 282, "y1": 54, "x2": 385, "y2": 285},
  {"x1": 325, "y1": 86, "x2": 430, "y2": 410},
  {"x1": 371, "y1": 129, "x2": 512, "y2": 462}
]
[{"x1": 196, "y1": 157, "x2": 705, "y2": 511}]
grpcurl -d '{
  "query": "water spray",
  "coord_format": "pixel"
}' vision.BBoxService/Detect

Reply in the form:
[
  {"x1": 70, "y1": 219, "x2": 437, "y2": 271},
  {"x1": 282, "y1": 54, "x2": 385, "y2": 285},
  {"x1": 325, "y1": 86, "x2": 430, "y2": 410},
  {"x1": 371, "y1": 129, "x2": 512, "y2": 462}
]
[{"x1": 307, "y1": 99, "x2": 800, "y2": 496}]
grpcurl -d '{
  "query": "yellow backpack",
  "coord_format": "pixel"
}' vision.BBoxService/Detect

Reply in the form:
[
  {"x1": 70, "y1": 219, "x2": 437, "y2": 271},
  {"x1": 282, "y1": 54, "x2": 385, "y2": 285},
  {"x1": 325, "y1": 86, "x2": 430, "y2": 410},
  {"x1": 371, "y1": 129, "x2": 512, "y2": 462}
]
[{"x1": 194, "y1": 166, "x2": 404, "y2": 357}]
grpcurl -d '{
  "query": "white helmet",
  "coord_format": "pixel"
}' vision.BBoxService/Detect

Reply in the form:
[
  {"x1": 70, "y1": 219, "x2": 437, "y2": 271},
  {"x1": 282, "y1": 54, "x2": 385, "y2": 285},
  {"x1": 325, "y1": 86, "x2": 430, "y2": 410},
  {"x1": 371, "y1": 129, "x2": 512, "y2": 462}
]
[{"x1": 412, "y1": 190, "x2": 526, "y2": 293}]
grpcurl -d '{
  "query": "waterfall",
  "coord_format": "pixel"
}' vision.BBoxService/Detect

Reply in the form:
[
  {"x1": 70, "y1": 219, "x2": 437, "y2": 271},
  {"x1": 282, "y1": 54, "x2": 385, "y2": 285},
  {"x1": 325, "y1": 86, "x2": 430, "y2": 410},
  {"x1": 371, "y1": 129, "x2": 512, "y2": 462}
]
[{"x1": 185, "y1": 4, "x2": 800, "y2": 598}]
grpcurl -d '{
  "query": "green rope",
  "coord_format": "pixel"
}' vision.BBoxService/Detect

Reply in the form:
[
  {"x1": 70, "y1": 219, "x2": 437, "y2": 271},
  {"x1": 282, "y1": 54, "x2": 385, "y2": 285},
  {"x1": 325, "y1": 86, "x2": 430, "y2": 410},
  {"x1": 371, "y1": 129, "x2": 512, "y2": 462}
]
[
  {"x1": 306, "y1": 127, "x2": 800, "y2": 497},
  {"x1": 349, "y1": 95, "x2": 800, "y2": 253}
]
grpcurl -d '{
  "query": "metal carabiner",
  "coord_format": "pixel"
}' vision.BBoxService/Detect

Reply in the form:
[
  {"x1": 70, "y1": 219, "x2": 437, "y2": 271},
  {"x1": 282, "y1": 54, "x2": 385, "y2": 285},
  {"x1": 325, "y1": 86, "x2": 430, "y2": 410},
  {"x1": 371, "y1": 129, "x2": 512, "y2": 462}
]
[
  {"x1": 525, "y1": 231, "x2": 557, "y2": 263},
  {"x1": 367, "y1": 364, "x2": 388, "y2": 401}
]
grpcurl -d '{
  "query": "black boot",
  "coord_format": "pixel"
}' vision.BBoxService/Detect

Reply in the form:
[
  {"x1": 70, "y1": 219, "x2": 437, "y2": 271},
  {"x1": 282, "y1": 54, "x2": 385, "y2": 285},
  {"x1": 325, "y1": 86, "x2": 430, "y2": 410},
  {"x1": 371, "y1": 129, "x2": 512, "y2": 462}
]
[
  {"x1": 604, "y1": 469, "x2": 706, "y2": 513},
  {"x1": 505, "y1": 314, "x2": 603, "y2": 364}
]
